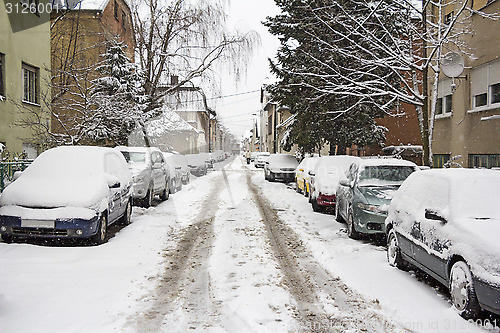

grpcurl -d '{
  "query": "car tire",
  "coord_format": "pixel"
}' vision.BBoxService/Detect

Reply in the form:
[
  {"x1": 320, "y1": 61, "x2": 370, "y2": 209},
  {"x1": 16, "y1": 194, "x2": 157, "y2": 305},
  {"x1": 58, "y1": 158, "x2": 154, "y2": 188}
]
[
  {"x1": 91, "y1": 213, "x2": 108, "y2": 245},
  {"x1": 119, "y1": 199, "x2": 132, "y2": 225},
  {"x1": 449, "y1": 261, "x2": 481, "y2": 320},
  {"x1": 387, "y1": 229, "x2": 408, "y2": 269},
  {"x1": 142, "y1": 186, "x2": 154, "y2": 208},
  {"x1": 295, "y1": 180, "x2": 302, "y2": 193},
  {"x1": 311, "y1": 198, "x2": 322, "y2": 212},
  {"x1": 1, "y1": 234, "x2": 17, "y2": 244},
  {"x1": 347, "y1": 209, "x2": 360, "y2": 239},
  {"x1": 269, "y1": 172, "x2": 275, "y2": 182},
  {"x1": 335, "y1": 202, "x2": 344, "y2": 223},
  {"x1": 160, "y1": 182, "x2": 169, "y2": 201}
]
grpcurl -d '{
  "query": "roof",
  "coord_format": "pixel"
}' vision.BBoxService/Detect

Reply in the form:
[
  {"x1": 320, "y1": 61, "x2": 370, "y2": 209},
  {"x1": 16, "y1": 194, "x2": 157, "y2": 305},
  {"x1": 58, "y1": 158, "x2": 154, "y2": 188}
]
[{"x1": 145, "y1": 110, "x2": 200, "y2": 136}]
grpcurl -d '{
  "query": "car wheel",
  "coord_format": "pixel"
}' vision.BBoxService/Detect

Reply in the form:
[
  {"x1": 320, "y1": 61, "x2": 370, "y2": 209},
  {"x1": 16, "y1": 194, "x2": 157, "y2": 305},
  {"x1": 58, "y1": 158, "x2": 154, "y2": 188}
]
[
  {"x1": 160, "y1": 181, "x2": 169, "y2": 201},
  {"x1": 449, "y1": 261, "x2": 481, "y2": 320},
  {"x1": 143, "y1": 186, "x2": 154, "y2": 208},
  {"x1": 335, "y1": 202, "x2": 344, "y2": 223},
  {"x1": 347, "y1": 209, "x2": 360, "y2": 239},
  {"x1": 1, "y1": 234, "x2": 17, "y2": 244},
  {"x1": 119, "y1": 199, "x2": 132, "y2": 225},
  {"x1": 311, "y1": 197, "x2": 323, "y2": 212},
  {"x1": 269, "y1": 172, "x2": 275, "y2": 182},
  {"x1": 295, "y1": 180, "x2": 302, "y2": 193},
  {"x1": 91, "y1": 214, "x2": 108, "y2": 245},
  {"x1": 387, "y1": 229, "x2": 408, "y2": 269}
]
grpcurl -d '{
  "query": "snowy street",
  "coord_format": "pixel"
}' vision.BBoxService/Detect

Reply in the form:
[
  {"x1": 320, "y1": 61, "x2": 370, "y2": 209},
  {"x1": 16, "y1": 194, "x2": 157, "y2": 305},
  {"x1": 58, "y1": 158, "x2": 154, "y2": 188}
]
[{"x1": 0, "y1": 157, "x2": 497, "y2": 333}]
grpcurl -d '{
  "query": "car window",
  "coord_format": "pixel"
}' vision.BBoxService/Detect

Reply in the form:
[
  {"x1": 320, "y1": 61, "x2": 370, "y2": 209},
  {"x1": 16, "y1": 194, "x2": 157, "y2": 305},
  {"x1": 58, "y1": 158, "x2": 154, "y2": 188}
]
[
  {"x1": 358, "y1": 165, "x2": 415, "y2": 186},
  {"x1": 105, "y1": 153, "x2": 129, "y2": 181},
  {"x1": 121, "y1": 151, "x2": 147, "y2": 163}
]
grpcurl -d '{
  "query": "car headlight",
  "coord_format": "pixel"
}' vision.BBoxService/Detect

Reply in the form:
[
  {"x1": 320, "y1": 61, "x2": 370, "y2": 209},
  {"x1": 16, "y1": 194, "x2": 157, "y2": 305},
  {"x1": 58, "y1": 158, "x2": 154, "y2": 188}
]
[
  {"x1": 357, "y1": 203, "x2": 387, "y2": 214},
  {"x1": 133, "y1": 175, "x2": 145, "y2": 183}
]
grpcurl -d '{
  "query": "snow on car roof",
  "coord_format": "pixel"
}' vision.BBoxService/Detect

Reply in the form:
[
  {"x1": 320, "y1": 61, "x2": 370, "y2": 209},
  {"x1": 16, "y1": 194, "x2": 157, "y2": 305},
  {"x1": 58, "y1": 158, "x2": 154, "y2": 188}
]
[
  {"x1": 115, "y1": 146, "x2": 161, "y2": 153},
  {"x1": 359, "y1": 157, "x2": 417, "y2": 167}
]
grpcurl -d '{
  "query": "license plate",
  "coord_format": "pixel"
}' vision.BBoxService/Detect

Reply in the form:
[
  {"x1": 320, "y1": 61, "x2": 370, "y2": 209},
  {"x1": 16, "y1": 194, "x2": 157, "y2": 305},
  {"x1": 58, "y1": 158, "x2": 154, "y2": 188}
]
[{"x1": 21, "y1": 219, "x2": 55, "y2": 228}]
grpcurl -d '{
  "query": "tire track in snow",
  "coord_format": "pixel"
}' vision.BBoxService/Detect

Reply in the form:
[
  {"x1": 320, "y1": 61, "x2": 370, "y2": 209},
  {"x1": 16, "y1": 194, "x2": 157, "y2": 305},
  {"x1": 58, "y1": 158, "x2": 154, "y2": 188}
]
[
  {"x1": 132, "y1": 173, "x2": 224, "y2": 332},
  {"x1": 246, "y1": 172, "x2": 412, "y2": 333}
]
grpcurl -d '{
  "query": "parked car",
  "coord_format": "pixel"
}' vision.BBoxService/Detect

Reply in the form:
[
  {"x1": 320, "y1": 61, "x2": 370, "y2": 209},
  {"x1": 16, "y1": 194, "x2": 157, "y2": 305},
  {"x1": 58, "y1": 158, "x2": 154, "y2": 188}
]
[
  {"x1": 171, "y1": 154, "x2": 191, "y2": 184},
  {"x1": 336, "y1": 157, "x2": 418, "y2": 238},
  {"x1": 212, "y1": 150, "x2": 225, "y2": 162},
  {"x1": 385, "y1": 169, "x2": 500, "y2": 319},
  {"x1": 0, "y1": 146, "x2": 133, "y2": 245},
  {"x1": 254, "y1": 152, "x2": 271, "y2": 168},
  {"x1": 308, "y1": 156, "x2": 359, "y2": 212},
  {"x1": 162, "y1": 152, "x2": 183, "y2": 193},
  {"x1": 199, "y1": 152, "x2": 214, "y2": 169},
  {"x1": 264, "y1": 154, "x2": 299, "y2": 183},
  {"x1": 294, "y1": 156, "x2": 320, "y2": 196},
  {"x1": 250, "y1": 151, "x2": 258, "y2": 162},
  {"x1": 117, "y1": 146, "x2": 170, "y2": 207},
  {"x1": 186, "y1": 154, "x2": 208, "y2": 176}
]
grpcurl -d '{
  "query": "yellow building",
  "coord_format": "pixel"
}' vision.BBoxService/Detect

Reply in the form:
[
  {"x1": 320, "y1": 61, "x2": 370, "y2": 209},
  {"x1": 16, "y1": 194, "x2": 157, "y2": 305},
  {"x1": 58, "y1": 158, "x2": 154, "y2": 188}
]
[{"x1": 0, "y1": 0, "x2": 51, "y2": 158}]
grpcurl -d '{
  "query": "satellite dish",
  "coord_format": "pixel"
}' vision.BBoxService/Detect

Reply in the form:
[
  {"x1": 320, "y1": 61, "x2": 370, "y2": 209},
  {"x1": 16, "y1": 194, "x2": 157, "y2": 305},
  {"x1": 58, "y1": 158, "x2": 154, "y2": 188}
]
[{"x1": 441, "y1": 52, "x2": 465, "y2": 78}]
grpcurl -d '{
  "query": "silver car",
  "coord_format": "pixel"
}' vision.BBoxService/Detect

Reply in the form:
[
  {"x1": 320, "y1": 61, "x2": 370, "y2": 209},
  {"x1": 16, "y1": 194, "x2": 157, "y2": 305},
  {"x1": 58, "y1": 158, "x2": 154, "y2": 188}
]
[{"x1": 117, "y1": 147, "x2": 170, "y2": 207}]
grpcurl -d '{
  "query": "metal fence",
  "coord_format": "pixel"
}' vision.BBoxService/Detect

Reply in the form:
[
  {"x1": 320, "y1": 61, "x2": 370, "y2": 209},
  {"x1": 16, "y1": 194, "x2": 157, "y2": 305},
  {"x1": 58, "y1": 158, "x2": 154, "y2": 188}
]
[{"x1": 0, "y1": 160, "x2": 33, "y2": 192}]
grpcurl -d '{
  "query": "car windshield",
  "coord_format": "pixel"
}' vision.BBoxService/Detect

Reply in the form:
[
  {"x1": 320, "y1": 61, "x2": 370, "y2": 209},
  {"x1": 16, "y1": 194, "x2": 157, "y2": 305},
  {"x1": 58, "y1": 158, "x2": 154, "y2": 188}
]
[
  {"x1": 121, "y1": 152, "x2": 147, "y2": 163},
  {"x1": 358, "y1": 165, "x2": 415, "y2": 187}
]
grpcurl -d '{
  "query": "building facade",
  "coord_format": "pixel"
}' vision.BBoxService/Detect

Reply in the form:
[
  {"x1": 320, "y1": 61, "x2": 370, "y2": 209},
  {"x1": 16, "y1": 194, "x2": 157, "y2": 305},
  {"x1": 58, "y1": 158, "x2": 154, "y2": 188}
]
[
  {"x1": 431, "y1": 0, "x2": 500, "y2": 168},
  {"x1": 0, "y1": 1, "x2": 51, "y2": 158}
]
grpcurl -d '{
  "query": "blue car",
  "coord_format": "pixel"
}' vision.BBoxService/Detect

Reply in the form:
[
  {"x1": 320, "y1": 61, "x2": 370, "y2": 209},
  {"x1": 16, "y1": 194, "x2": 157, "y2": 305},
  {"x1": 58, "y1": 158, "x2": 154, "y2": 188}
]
[{"x1": 0, "y1": 146, "x2": 133, "y2": 245}]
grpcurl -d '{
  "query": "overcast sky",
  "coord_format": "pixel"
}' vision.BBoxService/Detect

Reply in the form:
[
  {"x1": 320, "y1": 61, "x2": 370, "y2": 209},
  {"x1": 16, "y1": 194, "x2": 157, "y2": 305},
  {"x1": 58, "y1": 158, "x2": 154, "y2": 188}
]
[{"x1": 214, "y1": 0, "x2": 281, "y2": 141}]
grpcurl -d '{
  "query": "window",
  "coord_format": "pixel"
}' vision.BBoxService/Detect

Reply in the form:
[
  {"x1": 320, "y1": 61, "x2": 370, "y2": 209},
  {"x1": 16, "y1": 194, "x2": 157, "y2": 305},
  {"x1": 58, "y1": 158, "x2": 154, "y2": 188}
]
[
  {"x1": 445, "y1": 12, "x2": 454, "y2": 25},
  {"x1": 436, "y1": 97, "x2": 443, "y2": 115},
  {"x1": 22, "y1": 63, "x2": 39, "y2": 105},
  {"x1": 469, "y1": 154, "x2": 500, "y2": 168},
  {"x1": 471, "y1": 60, "x2": 500, "y2": 111},
  {"x1": 0, "y1": 53, "x2": 4, "y2": 98},
  {"x1": 475, "y1": 93, "x2": 488, "y2": 107},
  {"x1": 436, "y1": 79, "x2": 453, "y2": 116},
  {"x1": 490, "y1": 83, "x2": 500, "y2": 104},
  {"x1": 114, "y1": 1, "x2": 118, "y2": 20},
  {"x1": 433, "y1": 154, "x2": 450, "y2": 168}
]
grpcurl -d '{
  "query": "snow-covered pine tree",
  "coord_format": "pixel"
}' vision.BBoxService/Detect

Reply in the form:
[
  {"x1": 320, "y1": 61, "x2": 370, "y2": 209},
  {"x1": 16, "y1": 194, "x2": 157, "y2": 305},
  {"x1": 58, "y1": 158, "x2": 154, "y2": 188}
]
[{"x1": 89, "y1": 38, "x2": 145, "y2": 146}]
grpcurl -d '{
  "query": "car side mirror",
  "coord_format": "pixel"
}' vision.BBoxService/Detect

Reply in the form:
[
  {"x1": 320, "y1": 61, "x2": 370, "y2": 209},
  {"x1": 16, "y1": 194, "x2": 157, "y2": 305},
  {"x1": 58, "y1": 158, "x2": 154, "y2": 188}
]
[
  {"x1": 105, "y1": 174, "x2": 121, "y2": 189},
  {"x1": 339, "y1": 178, "x2": 350, "y2": 187},
  {"x1": 425, "y1": 209, "x2": 447, "y2": 224},
  {"x1": 308, "y1": 171, "x2": 315, "y2": 176},
  {"x1": 175, "y1": 166, "x2": 182, "y2": 170}
]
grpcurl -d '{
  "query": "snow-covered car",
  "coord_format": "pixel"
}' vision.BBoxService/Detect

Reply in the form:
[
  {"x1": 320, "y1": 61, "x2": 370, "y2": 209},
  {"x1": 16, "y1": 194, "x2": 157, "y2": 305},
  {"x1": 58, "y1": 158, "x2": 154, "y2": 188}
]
[
  {"x1": 170, "y1": 154, "x2": 191, "y2": 184},
  {"x1": 385, "y1": 169, "x2": 500, "y2": 319},
  {"x1": 294, "y1": 156, "x2": 320, "y2": 196},
  {"x1": 186, "y1": 154, "x2": 208, "y2": 176},
  {"x1": 162, "y1": 152, "x2": 183, "y2": 193},
  {"x1": 0, "y1": 146, "x2": 133, "y2": 245},
  {"x1": 212, "y1": 150, "x2": 225, "y2": 162},
  {"x1": 254, "y1": 152, "x2": 271, "y2": 168},
  {"x1": 199, "y1": 152, "x2": 214, "y2": 169},
  {"x1": 250, "y1": 151, "x2": 258, "y2": 162},
  {"x1": 264, "y1": 154, "x2": 299, "y2": 183},
  {"x1": 117, "y1": 146, "x2": 170, "y2": 207},
  {"x1": 336, "y1": 157, "x2": 418, "y2": 238},
  {"x1": 308, "y1": 156, "x2": 360, "y2": 212}
]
